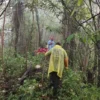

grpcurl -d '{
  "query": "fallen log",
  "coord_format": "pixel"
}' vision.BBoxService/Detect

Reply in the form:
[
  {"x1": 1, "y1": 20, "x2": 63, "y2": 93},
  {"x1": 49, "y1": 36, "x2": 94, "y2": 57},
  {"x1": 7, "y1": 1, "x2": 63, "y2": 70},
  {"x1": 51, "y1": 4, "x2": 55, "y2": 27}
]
[
  {"x1": 18, "y1": 64, "x2": 42, "y2": 85},
  {"x1": 18, "y1": 64, "x2": 32, "y2": 85}
]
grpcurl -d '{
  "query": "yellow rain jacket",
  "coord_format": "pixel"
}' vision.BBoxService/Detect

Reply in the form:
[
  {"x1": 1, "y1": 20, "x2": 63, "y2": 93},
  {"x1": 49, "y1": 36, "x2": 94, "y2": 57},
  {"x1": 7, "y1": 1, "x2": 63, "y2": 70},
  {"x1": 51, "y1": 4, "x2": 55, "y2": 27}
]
[{"x1": 45, "y1": 45, "x2": 68, "y2": 78}]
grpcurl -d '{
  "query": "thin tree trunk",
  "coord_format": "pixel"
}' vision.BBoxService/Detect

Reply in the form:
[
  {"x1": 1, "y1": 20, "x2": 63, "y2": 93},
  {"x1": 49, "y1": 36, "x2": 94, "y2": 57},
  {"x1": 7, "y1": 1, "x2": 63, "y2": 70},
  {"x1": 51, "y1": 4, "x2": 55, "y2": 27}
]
[
  {"x1": 13, "y1": 2, "x2": 20, "y2": 55},
  {"x1": 61, "y1": 2, "x2": 77, "y2": 68},
  {"x1": 97, "y1": 13, "x2": 100, "y2": 87},
  {"x1": 86, "y1": 0, "x2": 99, "y2": 84},
  {"x1": 2, "y1": 10, "x2": 6, "y2": 77},
  {"x1": 35, "y1": 7, "x2": 41, "y2": 47}
]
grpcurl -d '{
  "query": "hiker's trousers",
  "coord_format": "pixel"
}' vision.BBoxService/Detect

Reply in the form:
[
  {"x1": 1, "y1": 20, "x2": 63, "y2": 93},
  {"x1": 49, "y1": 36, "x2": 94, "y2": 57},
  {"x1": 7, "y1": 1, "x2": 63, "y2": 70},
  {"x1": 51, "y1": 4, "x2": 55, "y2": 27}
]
[{"x1": 49, "y1": 72, "x2": 60, "y2": 96}]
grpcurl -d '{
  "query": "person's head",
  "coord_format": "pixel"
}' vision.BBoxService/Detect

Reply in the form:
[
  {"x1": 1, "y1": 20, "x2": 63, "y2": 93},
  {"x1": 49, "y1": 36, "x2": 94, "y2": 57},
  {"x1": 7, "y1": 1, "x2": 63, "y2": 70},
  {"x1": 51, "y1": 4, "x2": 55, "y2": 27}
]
[
  {"x1": 50, "y1": 36, "x2": 54, "y2": 41},
  {"x1": 56, "y1": 42, "x2": 61, "y2": 46}
]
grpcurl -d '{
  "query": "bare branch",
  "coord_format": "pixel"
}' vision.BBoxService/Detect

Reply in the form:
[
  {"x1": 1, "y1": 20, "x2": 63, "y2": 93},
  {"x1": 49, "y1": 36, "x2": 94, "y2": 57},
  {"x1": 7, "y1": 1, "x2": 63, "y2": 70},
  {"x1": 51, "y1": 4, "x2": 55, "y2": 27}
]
[
  {"x1": 81, "y1": 12, "x2": 100, "y2": 24},
  {"x1": 92, "y1": 0, "x2": 100, "y2": 8},
  {"x1": 0, "y1": 0, "x2": 11, "y2": 17},
  {"x1": 61, "y1": 0, "x2": 100, "y2": 27}
]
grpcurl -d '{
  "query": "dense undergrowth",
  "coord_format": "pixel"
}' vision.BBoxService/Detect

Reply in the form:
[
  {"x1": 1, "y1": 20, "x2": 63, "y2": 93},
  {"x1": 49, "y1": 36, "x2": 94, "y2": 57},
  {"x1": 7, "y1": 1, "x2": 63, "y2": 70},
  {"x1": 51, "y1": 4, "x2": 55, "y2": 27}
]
[{"x1": 0, "y1": 52, "x2": 100, "y2": 100}]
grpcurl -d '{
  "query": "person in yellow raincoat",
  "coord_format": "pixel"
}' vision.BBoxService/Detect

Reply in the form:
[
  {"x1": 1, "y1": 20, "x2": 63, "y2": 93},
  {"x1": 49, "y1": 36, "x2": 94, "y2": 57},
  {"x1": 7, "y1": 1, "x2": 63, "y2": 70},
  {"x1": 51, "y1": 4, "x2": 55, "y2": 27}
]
[{"x1": 45, "y1": 42, "x2": 68, "y2": 97}]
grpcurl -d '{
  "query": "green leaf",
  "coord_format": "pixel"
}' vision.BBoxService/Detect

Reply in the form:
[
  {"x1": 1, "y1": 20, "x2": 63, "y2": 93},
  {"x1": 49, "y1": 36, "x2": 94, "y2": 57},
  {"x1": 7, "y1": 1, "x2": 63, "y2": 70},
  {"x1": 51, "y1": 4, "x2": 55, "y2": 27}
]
[
  {"x1": 66, "y1": 0, "x2": 70, "y2": 4},
  {"x1": 79, "y1": 37, "x2": 86, "y2": 44},
  {"x1": 77, "y1": 0, "x2": 83, "y2": 6},
  {"x1": 66, "y1": 34, "x2": 75, "y2": 43},
  {"x1": 70, "y1": 8, "x2": 76, "y2": 17}
]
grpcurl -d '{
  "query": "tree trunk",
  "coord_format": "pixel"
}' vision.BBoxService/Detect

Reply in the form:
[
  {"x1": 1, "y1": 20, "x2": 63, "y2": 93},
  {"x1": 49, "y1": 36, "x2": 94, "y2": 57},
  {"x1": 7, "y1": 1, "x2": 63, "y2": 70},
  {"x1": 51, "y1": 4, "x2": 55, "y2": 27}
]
[
  {"x1": 62, "y1": 6, "x2": 77, "y2": 68},
  {"x1": 31, "y1": 9, "x2": 38, "y2": 50},
  {"x1": 13, "y1": 1, "x2": 25, "y2": 55},
  {"x1": 35, "y1": 7, "x2": 41, "y2": 47},
  {"x1": 97, "y1": 13, "x2": 100, "y2": 87},
  {"x1": 2, "y1": 10, "x2": 6, "y2": 77}
]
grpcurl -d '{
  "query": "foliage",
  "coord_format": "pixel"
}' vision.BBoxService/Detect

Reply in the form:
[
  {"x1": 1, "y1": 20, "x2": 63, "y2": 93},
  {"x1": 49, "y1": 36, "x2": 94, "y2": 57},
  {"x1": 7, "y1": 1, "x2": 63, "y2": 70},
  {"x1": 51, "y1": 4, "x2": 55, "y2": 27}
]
[
  {"x1": 77, "y1": 0, "x2": 83, "y2": 6},
  {"x1": 66, "y1": 34, "x2": 75, "y2": 43},
  {"x1": 59, "y1": 69, "x2": 100, "y2": 100},
  {"x1": 4, "y1": 54, "x2": 26, "y2": 77},
  {"x1": 6, "y1": 68, "x2": 100, "y2": 100},
  {"x1": 27, "y1": 53, "x2": 44, "y2": 67},
  {"x1": 8, "y1": 78, "x2": 43, "y2": 100},
  {"x1": 0, "y1": 50, "x2": 100, "y2": 100},
  {"x1": 0, "y1": 0, "x2": 100, "y2": 99},
  {"x1": 0, "y1": 49, "x2": 44, "y2": 77}
]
